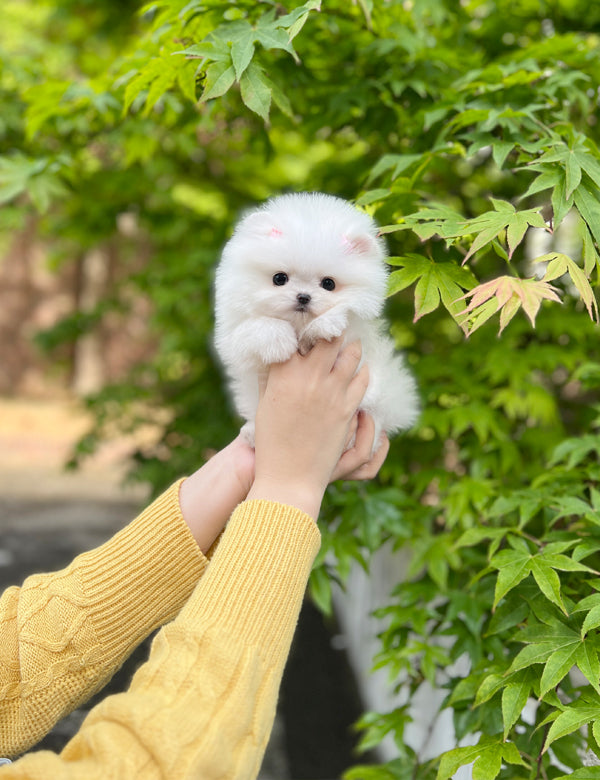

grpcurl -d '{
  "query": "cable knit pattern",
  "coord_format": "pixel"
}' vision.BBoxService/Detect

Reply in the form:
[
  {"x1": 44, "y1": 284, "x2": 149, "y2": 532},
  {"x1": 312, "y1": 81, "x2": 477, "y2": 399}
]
[
  {"x1": 0, "y1": 482, "x2": 207, "y2": 758},
  {"x1": 0, "y1": 496, "x2": 320, "y2": 779}
]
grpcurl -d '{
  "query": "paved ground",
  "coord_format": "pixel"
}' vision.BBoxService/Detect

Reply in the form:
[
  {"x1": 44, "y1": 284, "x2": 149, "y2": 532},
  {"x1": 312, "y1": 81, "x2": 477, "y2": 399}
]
[{"x1": 0, "y1": 398, "x2": 289, "y2": 777}]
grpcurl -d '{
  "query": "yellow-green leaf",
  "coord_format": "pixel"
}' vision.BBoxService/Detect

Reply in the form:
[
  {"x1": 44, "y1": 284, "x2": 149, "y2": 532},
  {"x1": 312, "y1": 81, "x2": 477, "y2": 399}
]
[
  {"x1": 239, "y1": 64, "x2": 272, "y2": 121},
  {"x1": 576, "y1": 643, "x2": 600, "y2": 694},
  {"x1": 530, "y1": 558, "x2": 566, "y2": 613},
  {"x1": 200, "y1": 61, "x2": 236, "y2": 102},
  {"x1": 543, "y1": 703, "x2": 600, "y2": 752},
  {"x1": 583, "y1": 226, "x2": 600, "y2": 276},
  {"x1": 493, "y1": 558, "x2": 531, "y2": 607},
  {"x1": 582, "y1": 606, "x2": 600, "y2": 638},
  {"x1": 539, "y1": 643, "x2": 580, "y2": 697},
  {"x1": 539, "y1": 251, "x2": 599, "y2": 322},
  {"x1": 502, "y1": 673, "x2": 534, "y2": 738},
  {"x1": 475, "y1": 673, "x2": 505, "y2": 706},
  {"x1": 575, "y1": 183, "x2": 600, "y2": 248},
  {"x1": 231, "y1": 30, "x2": 255, "y2": 81},
  {"x1": 388, "y1": 256, "x2": 476, "y2": 326},
  {"x1": 414, "y1": 269, "x2": 441, "y2": 321}
]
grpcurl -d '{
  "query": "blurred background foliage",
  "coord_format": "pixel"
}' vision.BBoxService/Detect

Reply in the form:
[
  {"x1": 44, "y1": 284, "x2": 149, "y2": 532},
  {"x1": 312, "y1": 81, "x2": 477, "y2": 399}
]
[{"x1": 2, "y1": 0, "x2": 600, "y2": 777}]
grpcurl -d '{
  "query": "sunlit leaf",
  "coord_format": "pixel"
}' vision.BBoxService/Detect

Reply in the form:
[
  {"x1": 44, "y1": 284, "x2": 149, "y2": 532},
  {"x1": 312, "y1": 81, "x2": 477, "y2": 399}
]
[
  {"x1": 492, "y1": 141, "x2": 514, "y2": 169},
  {"x1": 502, "y1": 671, "x2": 534, "y2": 738},
  {"x1": 555, "y1": 770, "x2": 600, "y2": 779},
  {"x1": 255, "y1": 25, "x2": 300, "y2": 63},
  {"x1": 437, "y1": 736, "x2": 525, "y2": 780},
  {"x1": 576, "y1": 642, "x2": 600, "y2": 694},
  {"x1": 367, "y1": 153, "x2": 423, "y2": 183},
  {"x1": 230, "y1": 29, "x2": 255, "y2": 81},
  {"x1": 388, "y1": 254, "x2": 476, "y2": 326},
  {"x1": 493, "y1": 559, "x2": 530, "y2": 608},
  {"x1": 239, "y1": 63, "x2": 272, "y2": 121},
  {"x1": 457, "y1": 276, "x2": 562, "y2": 336},
  {"x1": 582, "y1": 607, "x2": 600, "y2": 639},
  {"x1": 574, "y1": 182, "x2": 600, "y2": 248},
  {"x1": 458, "y1": 200, "x2": 548, "y2": 262},
  {"x1": 539, "y1": 252, "x2": 599, "y2": 322},
  {"x1": 582, "y1": 225, "x2": 600, "y2": 276},
  {"x1": 200, "y1": 61, "x2": 236, "y2": 102},
  {"x1": 544, "y1": 701, "x2": 600, "y2": 752},
  {"x1": 539, "y1": 642, "x2": 580, "y2": 697}
]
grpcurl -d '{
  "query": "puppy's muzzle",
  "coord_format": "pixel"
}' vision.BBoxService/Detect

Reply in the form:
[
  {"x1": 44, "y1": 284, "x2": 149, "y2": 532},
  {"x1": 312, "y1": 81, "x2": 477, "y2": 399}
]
[{"x1": 295, "y1": 293, "x2": 311, "y2": 312}]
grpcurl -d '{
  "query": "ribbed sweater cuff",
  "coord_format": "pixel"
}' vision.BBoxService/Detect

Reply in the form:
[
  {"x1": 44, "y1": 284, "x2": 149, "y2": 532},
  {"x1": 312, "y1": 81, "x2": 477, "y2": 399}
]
[
  {"x1": 78, "y1": 480, "x2": 207, "y2": 660},
  {"x1": 179, "y1": 500, "x2": 321, "y2": 661}
]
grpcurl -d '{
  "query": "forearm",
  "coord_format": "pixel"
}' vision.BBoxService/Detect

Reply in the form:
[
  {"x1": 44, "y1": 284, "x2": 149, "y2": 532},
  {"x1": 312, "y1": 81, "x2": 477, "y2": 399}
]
[
  {"x1": 4, "y1": 500, "x2": 320, "y2": 780},
  {"x1": 178, "y1": 436, "x2": 255, "y2": 552},
  {"x1": 0, "y1": 482, "x2": 206, "y2": 758}
]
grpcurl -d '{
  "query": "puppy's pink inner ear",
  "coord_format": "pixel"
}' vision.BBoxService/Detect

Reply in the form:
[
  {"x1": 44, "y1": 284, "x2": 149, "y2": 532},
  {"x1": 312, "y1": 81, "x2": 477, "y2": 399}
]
[
  {"x1": 270, "y1": 227, "x2": 283, "y2": 238},
  {"x1": 242, "y1": 211, "x2": 280, "y2": 236},
  {"x1": 342, "y1": 234, "x2": 375, "y2": 255}
]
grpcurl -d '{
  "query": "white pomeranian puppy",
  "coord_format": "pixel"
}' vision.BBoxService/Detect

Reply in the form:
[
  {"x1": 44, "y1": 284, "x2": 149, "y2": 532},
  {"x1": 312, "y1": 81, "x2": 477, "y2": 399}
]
[{"x1": 214, "y1": 192, "x2": 419, "y2": 450}]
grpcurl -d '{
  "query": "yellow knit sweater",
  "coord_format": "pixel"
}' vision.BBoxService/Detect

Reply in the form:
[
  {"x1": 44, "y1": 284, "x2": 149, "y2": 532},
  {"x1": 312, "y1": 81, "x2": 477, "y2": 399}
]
[{"x1": 0, "y1": 482, "x2": 321, "y2": 778}]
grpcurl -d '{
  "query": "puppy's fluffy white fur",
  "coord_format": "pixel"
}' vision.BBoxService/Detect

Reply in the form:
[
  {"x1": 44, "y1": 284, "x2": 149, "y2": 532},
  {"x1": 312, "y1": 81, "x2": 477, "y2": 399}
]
[{"x1": 214, "y1": 192, "x2": 419, "y2": 448}]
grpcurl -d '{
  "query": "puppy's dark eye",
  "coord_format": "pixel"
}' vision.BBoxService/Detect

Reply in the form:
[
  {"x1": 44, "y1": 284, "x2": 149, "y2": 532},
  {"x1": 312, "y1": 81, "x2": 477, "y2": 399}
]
[
  {"x1": 273, "y1": 272, "x2": 289, "y2": 286},
  {"x1": 321, "y1": 277, "x2": 336, "y2": 291}
]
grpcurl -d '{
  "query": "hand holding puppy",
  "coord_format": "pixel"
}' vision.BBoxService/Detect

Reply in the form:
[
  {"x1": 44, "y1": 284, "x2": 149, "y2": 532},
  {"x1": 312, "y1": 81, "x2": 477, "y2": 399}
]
[
  {"x1": 247, "y1": 338, "x2": 384, "y2": 519},
  {"x1": 180, "y1": 338, "x2": 390, "y2": 548}
]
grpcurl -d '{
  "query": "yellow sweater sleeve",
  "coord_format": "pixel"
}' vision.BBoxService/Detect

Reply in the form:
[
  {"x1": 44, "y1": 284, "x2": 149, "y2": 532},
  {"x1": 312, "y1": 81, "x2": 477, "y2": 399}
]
[
  {"x1": 3, "y1": 499, "x2": 321, "y2": 780},
  {"x1": 0, "y1": 481, "x2": 207, "y2": 758}
]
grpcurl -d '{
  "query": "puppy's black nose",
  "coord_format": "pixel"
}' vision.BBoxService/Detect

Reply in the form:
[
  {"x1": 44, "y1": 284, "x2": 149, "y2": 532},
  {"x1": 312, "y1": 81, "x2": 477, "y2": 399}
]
[{"x1": 297, "y1": 293, "x2": 311, "y2": 306}]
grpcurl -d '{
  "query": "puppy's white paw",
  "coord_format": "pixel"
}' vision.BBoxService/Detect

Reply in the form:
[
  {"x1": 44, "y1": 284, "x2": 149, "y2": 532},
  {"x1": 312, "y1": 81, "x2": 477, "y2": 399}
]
[
  {"x1": 301, "y1": 312, "x2": 347, "y2": 346},
  {"x1": 259, "y1": 327, "x2": 298, "y2": 364}
]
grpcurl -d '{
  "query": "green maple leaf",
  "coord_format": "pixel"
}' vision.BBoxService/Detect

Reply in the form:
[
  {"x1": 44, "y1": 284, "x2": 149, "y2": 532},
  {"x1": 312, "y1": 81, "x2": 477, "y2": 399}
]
[
  {"x1": 543, "y1": 697, "x2": 600, "y2": 753},
  {"x1": 200, "y1": 61, "x2": 236, "y2": 102},
  {"x1": 536, "y1": 136, "x2": 600, "y2": 199},
  {"x1": 388, "y1": 254, "x2": 477, "y2": 326},
  {"x1": 491, "y1": 543, "x2": 592, "y2": 612},
  {"x1": 508, "y1": 614, "x2": 600, "y2": 697},
  {"x1": 502, "y1": 668, "x2": 537, "y2": 738},
  {"x1": 367, "y1": 153, "x2": 423, "y2": 183},
  {"x1": 239, "y1": 64, "x2": 272, "y2": 121},
  {"x1": 436, "y1": 736, "x2": 525, "y2": 780},
  {"x1": 229, "y1": 24, "x2": 256, "y2": 81},
  {"x1": 582, "y1": 606, "x2": 600, "y2": 637},
  {"x1": 539, "y1": 642, "x2": 582, "y2": 697},
  {"x1": 549, "y1": 435, "x2": 600, "y2": 469},
  {"x1": 0, "y1": 154, "x2": 67, "y2": 212},
  {"x1": 454, "y1": 199, "x2": 548, "y2": 262},
  {"x1": 378, "y1": 202, "x2": 467, "y2": 241}
]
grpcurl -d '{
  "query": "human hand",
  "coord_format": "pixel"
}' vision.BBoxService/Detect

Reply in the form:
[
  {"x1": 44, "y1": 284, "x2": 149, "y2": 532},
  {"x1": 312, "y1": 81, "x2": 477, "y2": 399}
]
[
  {"x1": 331, "y1": 411, "x2": 390, "y2": 482},
  {"x1": 179, "y1": 435, "x2": 255, "y2": 553},
  {"x1": 246, "y1": 337, "x2": 369, "y2": 518}
]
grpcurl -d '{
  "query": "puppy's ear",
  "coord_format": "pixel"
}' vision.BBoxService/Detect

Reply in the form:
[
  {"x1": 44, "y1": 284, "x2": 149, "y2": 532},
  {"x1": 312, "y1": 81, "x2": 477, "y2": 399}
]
[
  {"x1": 342, "y1": 233, "x2": 379, "y2": 258},
  {"x1": 241, "y1": 210, "x2": 282, "y2": 237}
]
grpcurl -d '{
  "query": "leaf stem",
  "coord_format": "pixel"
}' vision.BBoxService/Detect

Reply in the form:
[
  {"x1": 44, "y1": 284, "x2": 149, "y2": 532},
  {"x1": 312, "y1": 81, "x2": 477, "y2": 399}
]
[{"x1": 536, "y1": 725, "x2": 551, "y2": 780}]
